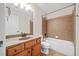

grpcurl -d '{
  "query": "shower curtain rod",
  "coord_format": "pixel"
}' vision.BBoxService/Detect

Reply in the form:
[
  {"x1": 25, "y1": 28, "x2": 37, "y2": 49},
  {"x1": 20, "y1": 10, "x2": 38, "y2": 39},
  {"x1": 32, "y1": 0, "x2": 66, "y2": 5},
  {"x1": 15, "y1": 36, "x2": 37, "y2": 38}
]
[{"x1": 43, "y1": 3, "x2": 75, "y2": 16}]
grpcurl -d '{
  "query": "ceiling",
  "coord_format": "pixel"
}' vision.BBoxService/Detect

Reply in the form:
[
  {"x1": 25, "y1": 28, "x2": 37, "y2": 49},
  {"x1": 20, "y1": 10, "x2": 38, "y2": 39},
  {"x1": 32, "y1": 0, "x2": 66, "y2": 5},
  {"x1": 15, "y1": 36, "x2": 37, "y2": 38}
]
[{"x1": 35, "y1": 3, "x2": 74, "y2": 14}]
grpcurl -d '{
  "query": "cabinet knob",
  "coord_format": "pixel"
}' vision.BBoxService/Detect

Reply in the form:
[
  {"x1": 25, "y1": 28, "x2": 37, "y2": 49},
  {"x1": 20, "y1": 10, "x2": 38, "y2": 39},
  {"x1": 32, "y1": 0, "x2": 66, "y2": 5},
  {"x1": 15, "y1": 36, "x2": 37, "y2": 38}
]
[
  {"x1": 28, "y1": 51, "x2": 30, "y2": 53},
  {"x1": 14, "y1": 49, "x2": 17, "y2": 52}
]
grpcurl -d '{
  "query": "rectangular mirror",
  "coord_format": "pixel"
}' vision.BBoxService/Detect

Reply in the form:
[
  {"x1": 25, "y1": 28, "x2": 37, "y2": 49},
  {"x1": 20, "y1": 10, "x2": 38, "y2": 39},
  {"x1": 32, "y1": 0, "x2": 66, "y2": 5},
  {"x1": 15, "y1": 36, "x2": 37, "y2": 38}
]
[{"x1": 5, "y1": 3, "x2": 33, "y2": 36}]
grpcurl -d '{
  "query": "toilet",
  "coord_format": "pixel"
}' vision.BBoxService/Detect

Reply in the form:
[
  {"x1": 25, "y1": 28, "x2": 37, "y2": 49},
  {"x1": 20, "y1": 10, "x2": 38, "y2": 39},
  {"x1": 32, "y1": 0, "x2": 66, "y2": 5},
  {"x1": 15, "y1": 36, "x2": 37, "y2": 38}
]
[{"x1": 41, "y1": 42, "x2": 50, "y2": 55}]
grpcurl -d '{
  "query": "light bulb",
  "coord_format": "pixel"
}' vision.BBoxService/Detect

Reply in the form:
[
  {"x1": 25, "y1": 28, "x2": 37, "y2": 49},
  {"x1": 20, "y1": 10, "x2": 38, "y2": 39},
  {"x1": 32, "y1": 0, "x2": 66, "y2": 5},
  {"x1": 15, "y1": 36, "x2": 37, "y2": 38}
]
[
  {"x1": 25, "y1": 4, "x2": 32, "y2": 11},
  {"x1": 14, "y1": 3, "x2": 19, "y2": 6},
  {"x1": 20, "y1": 3, "x2": 26, "y2": 9}
]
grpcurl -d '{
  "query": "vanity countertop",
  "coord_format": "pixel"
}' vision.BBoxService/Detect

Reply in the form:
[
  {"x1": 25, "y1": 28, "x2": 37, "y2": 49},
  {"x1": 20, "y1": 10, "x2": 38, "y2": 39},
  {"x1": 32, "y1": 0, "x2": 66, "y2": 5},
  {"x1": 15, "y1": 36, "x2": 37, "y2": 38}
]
[{"x1": 6, "y1": 35, "x2": 42, "y2": 47}]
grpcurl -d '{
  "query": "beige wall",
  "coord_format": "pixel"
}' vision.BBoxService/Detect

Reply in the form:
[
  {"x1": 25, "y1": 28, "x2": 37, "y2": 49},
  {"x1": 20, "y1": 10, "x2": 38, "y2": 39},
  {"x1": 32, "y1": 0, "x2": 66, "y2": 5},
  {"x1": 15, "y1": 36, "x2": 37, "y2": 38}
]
[
  {"x1": 76, "y1": 4, "x2": 79, "y2": 56},
  {"x1": 47, "y1": 14, "x2": 75, "y2": 42},
  {"x1": 42, "y1": 17, "x2": 47, "y2": 37}
]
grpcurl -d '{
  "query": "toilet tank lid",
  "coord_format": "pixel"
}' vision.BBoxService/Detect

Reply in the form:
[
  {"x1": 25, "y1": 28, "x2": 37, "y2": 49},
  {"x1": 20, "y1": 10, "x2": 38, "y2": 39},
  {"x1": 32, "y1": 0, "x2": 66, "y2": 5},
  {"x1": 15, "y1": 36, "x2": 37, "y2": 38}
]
[{"x1": 41, "y1": 42, "x2": 50, "y2": 47}]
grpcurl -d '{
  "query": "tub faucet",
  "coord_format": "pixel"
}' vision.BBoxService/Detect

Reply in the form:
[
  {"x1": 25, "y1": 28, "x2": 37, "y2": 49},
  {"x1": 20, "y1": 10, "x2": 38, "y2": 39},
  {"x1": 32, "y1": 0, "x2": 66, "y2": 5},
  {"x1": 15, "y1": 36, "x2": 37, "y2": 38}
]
[
  {"x1": 43, "y1": 33, "x2": 48, "y2": 41},
  {"x1": 44, "y1": 33, "x2": 48, "y2": 38}
]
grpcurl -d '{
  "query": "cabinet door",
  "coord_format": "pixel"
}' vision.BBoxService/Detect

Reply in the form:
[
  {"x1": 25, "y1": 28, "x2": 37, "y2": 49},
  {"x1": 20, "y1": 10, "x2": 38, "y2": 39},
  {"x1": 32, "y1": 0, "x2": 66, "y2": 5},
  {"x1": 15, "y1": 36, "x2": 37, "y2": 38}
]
[
  {"x1": 7, "y1": 44, "x2": 24, "y2": 56},
  {"x1": 15, "y1": 48, "x2": 31, "y2": 56},
  {"x1": 32, "y1": 43, "x2": 41, "y2": 56},
  {"x1": 15, "y1": 51, "x2": 26, "y2": 56},
  {"x1": 26, "y1": 48, "x2": 31, "y2": 56}
]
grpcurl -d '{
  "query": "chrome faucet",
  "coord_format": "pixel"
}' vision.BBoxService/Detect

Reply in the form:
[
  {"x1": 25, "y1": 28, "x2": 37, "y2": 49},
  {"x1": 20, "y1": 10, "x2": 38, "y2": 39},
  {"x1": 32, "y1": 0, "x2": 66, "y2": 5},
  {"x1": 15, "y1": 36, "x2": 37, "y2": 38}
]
[{"x1": 21, "y1": 32, "x2": 27, "y2": 37}]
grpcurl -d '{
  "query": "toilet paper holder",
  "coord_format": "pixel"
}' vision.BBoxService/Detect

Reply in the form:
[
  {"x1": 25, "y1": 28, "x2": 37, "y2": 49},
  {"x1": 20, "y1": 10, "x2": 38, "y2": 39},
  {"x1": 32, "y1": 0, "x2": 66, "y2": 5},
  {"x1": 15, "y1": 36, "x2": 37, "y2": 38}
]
[{"x1": 0, "y1": 41, "x2": 3, "y2": 47}]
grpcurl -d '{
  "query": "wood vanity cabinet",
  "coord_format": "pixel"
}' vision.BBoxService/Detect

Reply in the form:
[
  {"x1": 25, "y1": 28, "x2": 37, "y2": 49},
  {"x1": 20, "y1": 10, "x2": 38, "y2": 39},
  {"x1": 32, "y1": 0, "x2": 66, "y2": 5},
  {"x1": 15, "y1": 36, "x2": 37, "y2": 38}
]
[
  {"x1": 6, "y1": 37, "x2": 41, "y2": 56},
  {"x1": 16, "y1": 48, "x2": 31, "y2": 56},
  {"x1": 32, "y1": 39, "x2": 41, "y2": 56},
  {"x1": 6, "y1": 43, "x2": 25, "y2": 56},
  {"x1": 32, "y1": 43, "x2": 41, "y2": 56},
  {"x1": 15, "y1": 50, "x2": 26, "y2": 56}
]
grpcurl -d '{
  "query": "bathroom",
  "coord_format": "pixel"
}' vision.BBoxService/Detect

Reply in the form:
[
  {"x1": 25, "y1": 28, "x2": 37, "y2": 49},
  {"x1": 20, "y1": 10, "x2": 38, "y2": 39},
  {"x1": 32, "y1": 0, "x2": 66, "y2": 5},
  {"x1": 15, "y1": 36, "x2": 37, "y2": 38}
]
[{"x1": 0, "y1": 3, "x2": 79, "y2": 56}]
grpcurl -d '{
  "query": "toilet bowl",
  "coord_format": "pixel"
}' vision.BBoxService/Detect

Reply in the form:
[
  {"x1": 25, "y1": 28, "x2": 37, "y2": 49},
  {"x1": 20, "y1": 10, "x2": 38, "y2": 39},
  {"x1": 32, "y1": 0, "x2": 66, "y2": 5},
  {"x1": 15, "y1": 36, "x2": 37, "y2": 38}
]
[{"x1": 41, "y1": 42, "x2": 50, "y2": 54}]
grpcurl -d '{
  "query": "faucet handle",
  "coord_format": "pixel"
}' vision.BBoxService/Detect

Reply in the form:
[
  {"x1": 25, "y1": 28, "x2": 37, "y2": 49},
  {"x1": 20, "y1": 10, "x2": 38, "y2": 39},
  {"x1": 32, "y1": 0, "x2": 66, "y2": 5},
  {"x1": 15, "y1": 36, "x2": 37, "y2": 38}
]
[{"x1": 21, "y1": 32, "x2": 26, "y2": 37}]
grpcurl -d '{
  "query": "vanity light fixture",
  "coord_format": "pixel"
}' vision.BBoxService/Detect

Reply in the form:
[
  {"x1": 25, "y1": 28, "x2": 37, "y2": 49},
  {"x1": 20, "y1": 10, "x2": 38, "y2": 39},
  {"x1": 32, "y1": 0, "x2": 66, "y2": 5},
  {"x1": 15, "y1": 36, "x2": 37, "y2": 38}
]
[
  {"x1": 19, "y1": 3, "x2": 26, "y2": 9},
  {"x1": 25, "y1": 4, "x2": 32, "y2": 11},
  {"x1": 13, "y1": 3, "x2": 32, "y2": 11}
]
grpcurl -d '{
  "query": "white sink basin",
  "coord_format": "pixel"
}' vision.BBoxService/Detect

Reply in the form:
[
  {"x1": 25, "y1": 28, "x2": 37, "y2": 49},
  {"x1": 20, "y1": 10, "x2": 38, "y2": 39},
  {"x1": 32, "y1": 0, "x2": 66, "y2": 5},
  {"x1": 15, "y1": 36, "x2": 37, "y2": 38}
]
[{"x1": 19, "y1": 37, "x2": 32, "y2": 40}]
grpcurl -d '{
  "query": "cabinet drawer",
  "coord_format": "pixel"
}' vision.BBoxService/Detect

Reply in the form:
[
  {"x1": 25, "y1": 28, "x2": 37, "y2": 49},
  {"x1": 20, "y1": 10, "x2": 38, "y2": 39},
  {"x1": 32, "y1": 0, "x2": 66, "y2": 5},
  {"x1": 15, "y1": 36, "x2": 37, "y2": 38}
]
[
  {"x1": 16, "y1": 48, "x2": 32, "y2": 56},
  {"x1": 7, "y1": 43, "x2": 24, "y2": 56},
  {"x1": 25, "y1": 40, "x2": 36, "y2": 49},
  {"x1": 15, "y1": 51, "x2": 26, "y2": 56},
  {"x1": 32, "y1": 44, "x2": 41, "y2": 56}
]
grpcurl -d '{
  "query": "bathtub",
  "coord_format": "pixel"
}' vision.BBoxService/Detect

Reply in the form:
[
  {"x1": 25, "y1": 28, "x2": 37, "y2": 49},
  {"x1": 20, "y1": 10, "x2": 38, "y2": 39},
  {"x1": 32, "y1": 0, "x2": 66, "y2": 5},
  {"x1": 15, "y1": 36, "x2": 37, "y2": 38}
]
[{"x1": 43, "y1": 37, "x2": 74, "y2": 56}]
